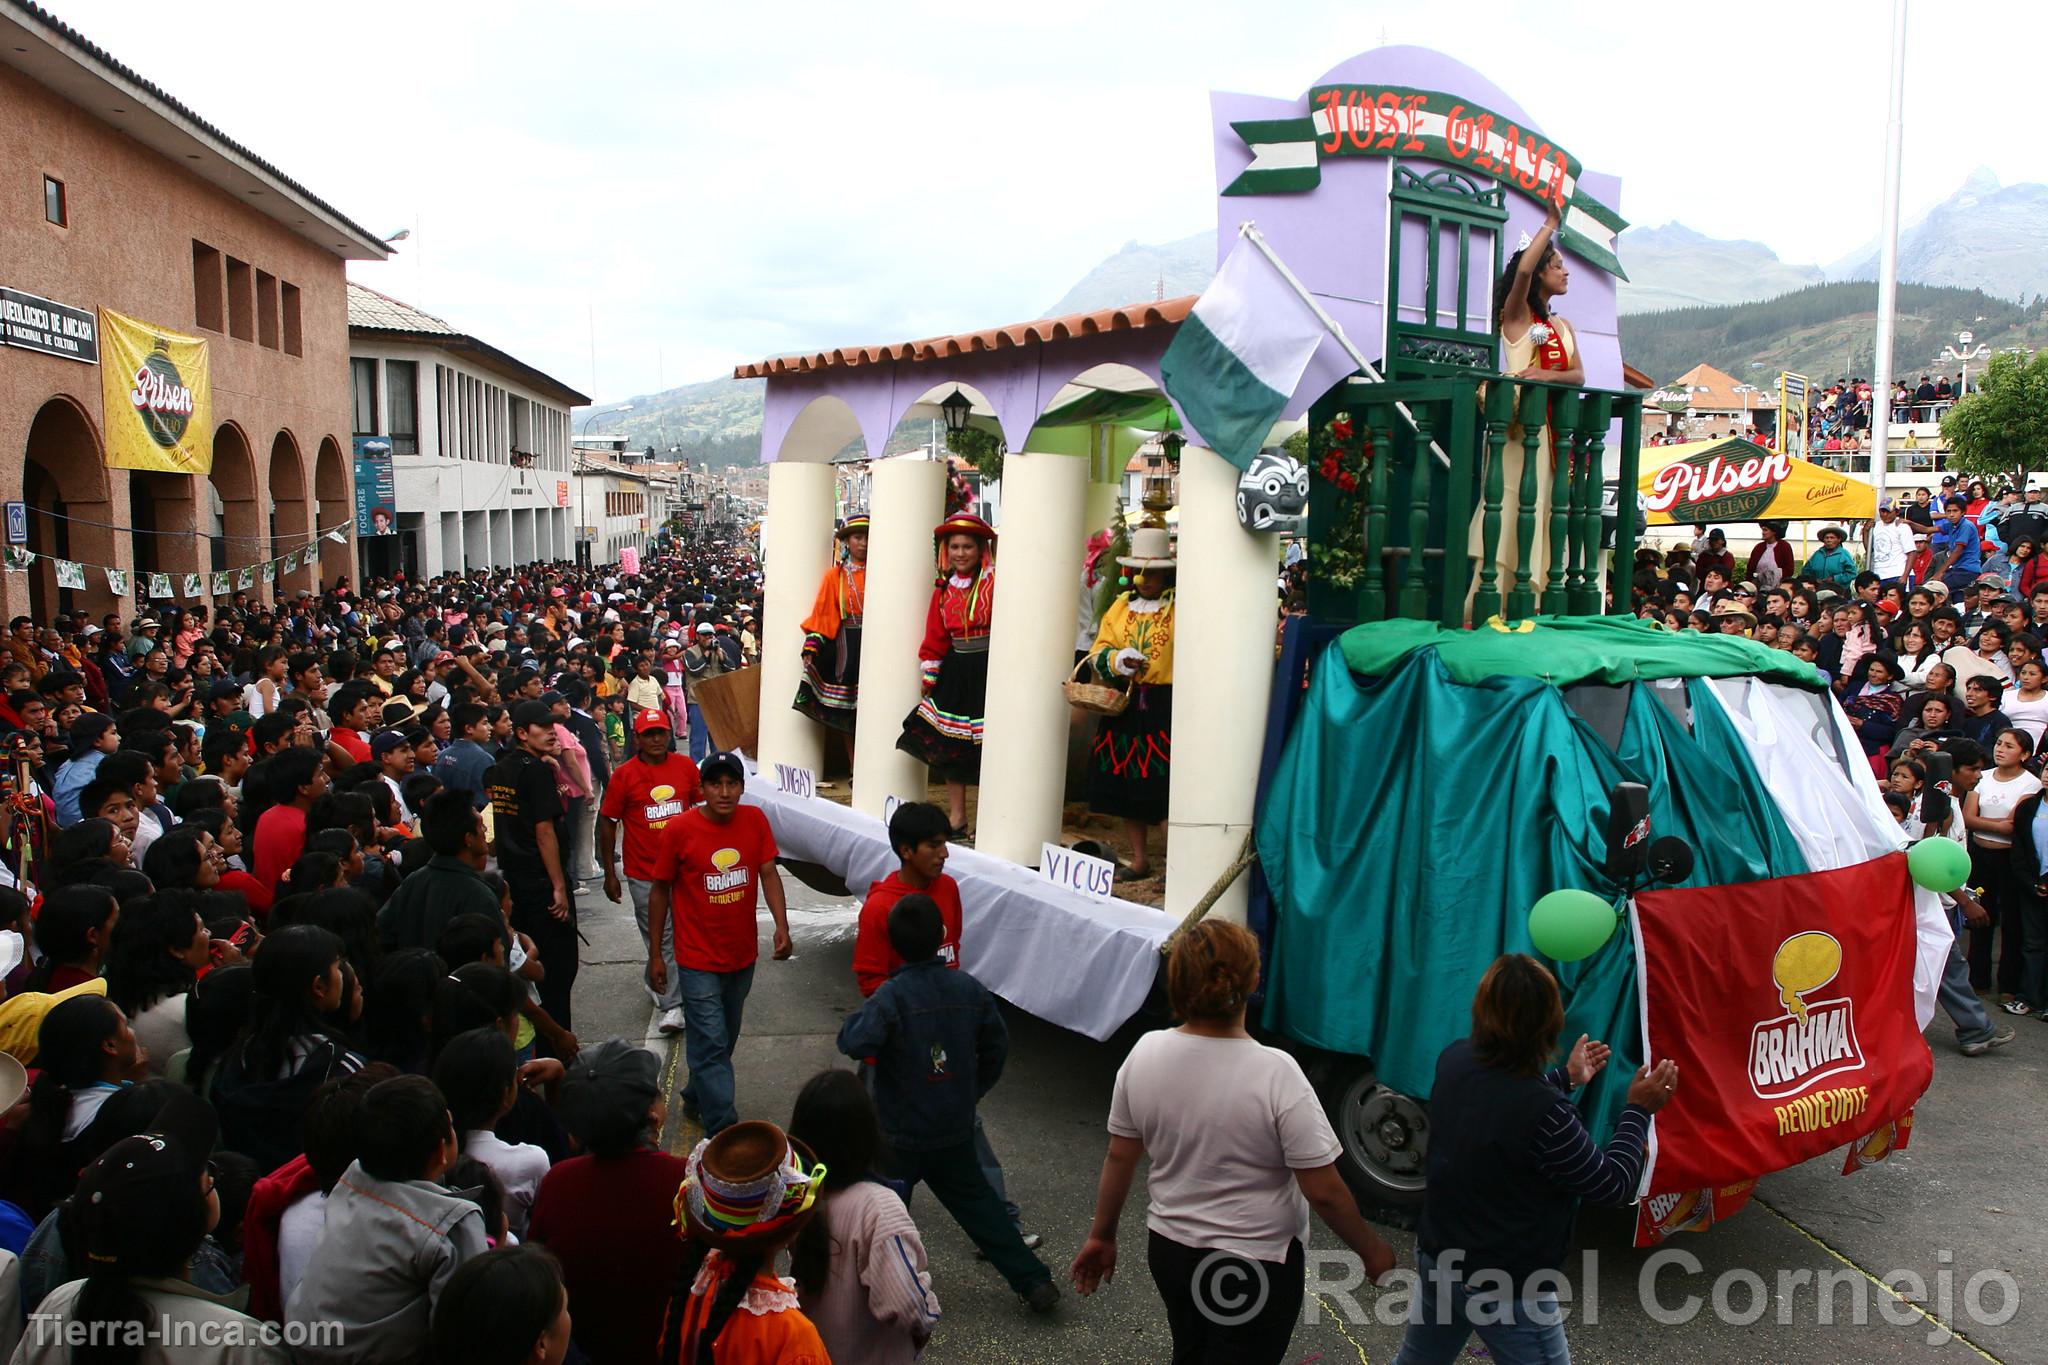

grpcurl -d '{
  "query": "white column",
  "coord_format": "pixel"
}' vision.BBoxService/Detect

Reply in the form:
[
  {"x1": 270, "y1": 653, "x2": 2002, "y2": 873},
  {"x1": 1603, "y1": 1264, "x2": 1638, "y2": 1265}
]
[
  {"x1": 976, "y1": 451, "x2": 1087, "y2": 866},
  {"x1": 756, "y1": 460, "x2": 835, "y2": 774},
  {"x1": 853, "y1": 457, "x2": 946, "y2": 817},
  {"x1": 1164, "y1": 447, "x2": 1277, "y2": 925}
]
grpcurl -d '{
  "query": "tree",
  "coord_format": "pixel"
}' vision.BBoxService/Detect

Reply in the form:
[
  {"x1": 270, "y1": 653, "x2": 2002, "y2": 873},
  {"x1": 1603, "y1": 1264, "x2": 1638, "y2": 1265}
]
[
  {"x1": 1941, "y1": 350, "x2": 2048, "y2": 489},
  {"x1": 945, "y1": 425, "x2": 1004, "y2": 484}
]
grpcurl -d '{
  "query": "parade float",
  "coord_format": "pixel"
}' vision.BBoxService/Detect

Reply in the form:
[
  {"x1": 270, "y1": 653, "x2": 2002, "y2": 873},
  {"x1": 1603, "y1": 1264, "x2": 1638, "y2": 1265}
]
[{"x1": 738, "y1": 45, "x2": 1947, "y2": 1241}]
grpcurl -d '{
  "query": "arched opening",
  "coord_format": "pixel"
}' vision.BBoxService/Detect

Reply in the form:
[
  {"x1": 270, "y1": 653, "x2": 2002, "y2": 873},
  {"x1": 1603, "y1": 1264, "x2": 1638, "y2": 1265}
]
[
  {"x1": 897, "y1": 381, "x2": 995, "y2": 521},
  {"x1": 21, "y1": 398, "x2": 113, "y2": 620},
  {"x1": 314, "y1": 437, "x2": 349, "y2": 588},
  {"x1": 268, "y1": 430, "x2": 312, "y2": 593},
  {"x1": 208, "y1": 423, "x2": 262, "y2": 577}
]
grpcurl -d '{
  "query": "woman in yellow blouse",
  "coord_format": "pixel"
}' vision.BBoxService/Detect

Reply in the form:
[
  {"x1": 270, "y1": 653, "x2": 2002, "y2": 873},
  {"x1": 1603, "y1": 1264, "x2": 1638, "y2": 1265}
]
[{"x1": 1084, "y1": 526, "x2": 1175, "y2": 882}]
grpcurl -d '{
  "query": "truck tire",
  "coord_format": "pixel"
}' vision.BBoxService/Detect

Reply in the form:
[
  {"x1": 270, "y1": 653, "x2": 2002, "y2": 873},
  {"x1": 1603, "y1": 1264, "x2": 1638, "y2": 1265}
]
[{"x1": 1318, "y1": 1058, "x2": 1430, "y2": 1219}]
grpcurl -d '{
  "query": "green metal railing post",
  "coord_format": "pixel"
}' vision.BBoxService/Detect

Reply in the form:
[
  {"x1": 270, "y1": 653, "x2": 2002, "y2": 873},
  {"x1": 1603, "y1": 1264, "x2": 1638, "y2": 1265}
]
[
  {"x1": 1540, "y1": 391, "x2": 1571, "y2": 617},
  {"x1": 1400, "y1": 402, "x2": 1435, "y2": 619},
  {"x1": 1439, "y1": 389, "x2": 1477, "y2": 628},
  {"x1": 1510, "y1": 385, "x2": 1546, "y2": 620},
  {"x1": 1360, "y1": 400, "x2": 1391, "y2": 623},
  {"x1": 1472, "y1": 383, "x2": 1514, "y2": 623},
  {"x1": 1613, "y1": 403, "x2": 1643, "y2": 614},
  {"x1": 1573, "y1": 393, "x2": 1613, "y2": 614}
]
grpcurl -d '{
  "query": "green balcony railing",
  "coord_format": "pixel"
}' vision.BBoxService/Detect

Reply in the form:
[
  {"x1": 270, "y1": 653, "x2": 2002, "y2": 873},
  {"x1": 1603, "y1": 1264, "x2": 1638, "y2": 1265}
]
[{"x1": 1305, "y1": 374, "x2": 1643, "y2": 629}]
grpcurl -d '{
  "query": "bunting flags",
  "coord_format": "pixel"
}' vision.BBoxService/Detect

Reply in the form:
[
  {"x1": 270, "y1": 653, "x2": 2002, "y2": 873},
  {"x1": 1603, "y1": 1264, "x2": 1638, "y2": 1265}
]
[{"x1": 11, "y1": 516, "x2": 350, "y2": 598}]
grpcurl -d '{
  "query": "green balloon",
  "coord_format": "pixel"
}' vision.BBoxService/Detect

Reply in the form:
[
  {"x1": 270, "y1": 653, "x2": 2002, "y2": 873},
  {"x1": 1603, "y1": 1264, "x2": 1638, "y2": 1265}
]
[
  {"x1": 1528, "y1": 888, "x2": 1618, "y2": 963},
  {"x1": 1907, "y1": 836, "x2": 1970, "y2": 894}
]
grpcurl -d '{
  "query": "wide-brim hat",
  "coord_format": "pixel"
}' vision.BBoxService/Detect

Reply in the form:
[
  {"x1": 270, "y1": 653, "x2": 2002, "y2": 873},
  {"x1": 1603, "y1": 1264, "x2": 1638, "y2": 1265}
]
[
  {"x1": 1116, "y1": 526, "x2": 1177, "y2": 570},
  {"x1": 675, "y1": 1121, "x2": 824, "y2": 1252},
  {"x1": 1712, "y1": 600, "x2": 1757, "y2": 625},
  {"x1": 835, "y1": 514, "x2": 870, "y2": 540},
  {"x1": 933, "y1": 513, "x2": 995, "y2": 547},
  {"x1": 1818, "y1": 527, "x2": 1846, "y2": 542}
]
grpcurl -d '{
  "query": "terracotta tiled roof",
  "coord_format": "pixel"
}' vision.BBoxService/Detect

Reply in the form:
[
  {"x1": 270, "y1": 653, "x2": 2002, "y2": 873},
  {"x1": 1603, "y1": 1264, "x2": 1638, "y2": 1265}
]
[
  {"x1": 1665, "y1": 362, "x2": 1778, "y2": 412},
  {"x1": 734, "y1": 296, "x2": 1197, "y2": 380}
]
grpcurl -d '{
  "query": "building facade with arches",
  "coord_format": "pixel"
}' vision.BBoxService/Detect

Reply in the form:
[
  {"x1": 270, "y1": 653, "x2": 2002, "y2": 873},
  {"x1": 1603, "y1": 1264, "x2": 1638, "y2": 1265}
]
[{"x1": 0, "y1": 2, "x2": 384, "y2": 623}]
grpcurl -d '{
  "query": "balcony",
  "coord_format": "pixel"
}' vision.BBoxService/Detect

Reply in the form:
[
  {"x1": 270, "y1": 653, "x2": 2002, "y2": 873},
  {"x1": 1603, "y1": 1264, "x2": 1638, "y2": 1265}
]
[{"x1": 1305, "y1": 373, "x2": 1643, "y2": 627}]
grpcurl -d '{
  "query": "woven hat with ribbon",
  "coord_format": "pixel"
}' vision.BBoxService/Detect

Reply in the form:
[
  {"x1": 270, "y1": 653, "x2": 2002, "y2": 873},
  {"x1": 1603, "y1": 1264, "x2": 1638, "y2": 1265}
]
[{"x1": 673, "y1": 1120, "x2": 826, "y2": 1252}]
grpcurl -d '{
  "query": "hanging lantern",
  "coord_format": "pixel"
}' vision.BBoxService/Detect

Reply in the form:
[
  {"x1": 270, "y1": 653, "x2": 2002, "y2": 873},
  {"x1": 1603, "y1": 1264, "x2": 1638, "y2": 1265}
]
[{"x1": 939, "y1": 388, "x2": 974, "y2": 435}]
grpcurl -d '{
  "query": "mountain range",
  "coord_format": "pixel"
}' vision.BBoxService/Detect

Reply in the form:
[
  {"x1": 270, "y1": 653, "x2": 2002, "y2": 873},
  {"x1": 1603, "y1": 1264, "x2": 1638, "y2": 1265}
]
[{"x1": 586, "y1": 169, "x2": 2048, "y2": 458}]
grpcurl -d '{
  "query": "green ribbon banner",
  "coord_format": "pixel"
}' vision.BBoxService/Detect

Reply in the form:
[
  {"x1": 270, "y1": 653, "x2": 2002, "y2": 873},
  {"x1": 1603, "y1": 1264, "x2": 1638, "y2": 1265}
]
[{"x1": 1224, "y1": 83, "x2": 1630, "y2": 279}]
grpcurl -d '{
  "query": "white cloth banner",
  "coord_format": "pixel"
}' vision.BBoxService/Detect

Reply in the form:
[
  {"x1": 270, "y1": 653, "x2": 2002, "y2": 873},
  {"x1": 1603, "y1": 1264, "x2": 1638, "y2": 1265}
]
[
  {"x1": 1705, "y1": 677, "x2": 1949, "y2": 1029},
  {"x1": 743, "y1": 769, "x2": 1173, "y2": 1040}
]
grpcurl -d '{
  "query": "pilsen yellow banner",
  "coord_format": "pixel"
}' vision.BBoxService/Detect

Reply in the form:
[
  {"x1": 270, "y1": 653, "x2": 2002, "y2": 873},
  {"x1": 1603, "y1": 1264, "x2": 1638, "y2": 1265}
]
[
  {"x1": 97, "y1": 308, "x2": 211, "y2": 475},
  {"x1": 1637, "y1": 438, "x2": 1874, "y2": 526}
]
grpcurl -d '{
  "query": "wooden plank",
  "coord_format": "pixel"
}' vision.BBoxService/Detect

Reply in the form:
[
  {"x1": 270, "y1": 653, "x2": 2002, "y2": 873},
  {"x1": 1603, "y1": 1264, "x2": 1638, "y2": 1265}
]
[{"x1": 694, "y1": 666, "x2": 761, "y2": 756}]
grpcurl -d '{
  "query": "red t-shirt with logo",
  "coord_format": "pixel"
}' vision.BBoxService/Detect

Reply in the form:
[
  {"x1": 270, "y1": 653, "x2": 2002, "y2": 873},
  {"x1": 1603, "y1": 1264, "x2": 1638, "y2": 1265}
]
[
  {"x1": 599, "y1": 753, "x2": 703, "y2": 880},
  {"x1": 649, "y1": 805, "x2": 777, "y2": 972}
]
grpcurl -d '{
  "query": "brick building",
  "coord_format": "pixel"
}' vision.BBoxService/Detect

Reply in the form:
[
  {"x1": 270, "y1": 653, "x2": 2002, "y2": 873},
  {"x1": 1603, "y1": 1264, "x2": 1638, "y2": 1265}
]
[{"x1": 0, "y1": 0, "x2": 386, "y2": 620}]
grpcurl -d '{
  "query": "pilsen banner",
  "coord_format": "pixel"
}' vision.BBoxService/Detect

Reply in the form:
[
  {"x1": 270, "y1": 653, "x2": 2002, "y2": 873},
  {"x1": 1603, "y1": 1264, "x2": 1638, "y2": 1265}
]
[
  {"x1": 1637, "y1": 438, "x2": 1875, "y2": 525},
  {"x1": 97, "y1": 308, "x2": 211, "y2": 475},
  {"x1": 1222, "y1": 83, "x2": 1629, "y2": 278},
  {"x1": 1629, "y1": 853, "x2": 1932, "y2": 1198}
]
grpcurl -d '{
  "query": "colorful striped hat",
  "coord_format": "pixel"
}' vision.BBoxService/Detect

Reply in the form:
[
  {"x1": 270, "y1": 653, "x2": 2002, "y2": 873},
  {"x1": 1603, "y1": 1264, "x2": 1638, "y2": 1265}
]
[{"x1": 674, "y1": 1121, "x2": 825, "y2": 1251}]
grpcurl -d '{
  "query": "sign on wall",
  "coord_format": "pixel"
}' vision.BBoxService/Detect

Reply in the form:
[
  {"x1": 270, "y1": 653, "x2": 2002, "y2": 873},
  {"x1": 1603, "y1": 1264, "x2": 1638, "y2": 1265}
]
[
  {"x1": 555, "y1": 480, "x2": 571, "y2": 507},
  {"x1": 1223, "y1": 82, "x2": 1629, "y2": 277},
  {"x1": 1, "y1": 287, "x2": 98, "y2": 363},
  {"x1": 353, "y1": 436, "x2": 396, "y2": 536},
  {"x1": 97, "y1": 308, "x2": 211, "y2": 474}
]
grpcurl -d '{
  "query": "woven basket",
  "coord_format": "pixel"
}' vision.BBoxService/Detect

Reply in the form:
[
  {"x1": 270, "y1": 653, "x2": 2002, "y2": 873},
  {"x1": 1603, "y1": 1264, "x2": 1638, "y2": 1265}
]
[{"x1": 1063, "y1": 655, "x2": 1130, "y2": 716}]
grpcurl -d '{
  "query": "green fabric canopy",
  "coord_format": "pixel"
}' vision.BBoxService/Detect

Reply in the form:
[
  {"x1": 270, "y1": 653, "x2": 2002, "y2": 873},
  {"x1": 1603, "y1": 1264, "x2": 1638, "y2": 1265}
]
[
  {"x1": 1032, "y1": 388, "x2": 1177, "y2": 430},
  {"x1": 1258, "y1": 645, "x2": 1811, "y2": 1139},
  {"x1": 1336, "y1": 615, "x2": 1826, "y2": 691}
]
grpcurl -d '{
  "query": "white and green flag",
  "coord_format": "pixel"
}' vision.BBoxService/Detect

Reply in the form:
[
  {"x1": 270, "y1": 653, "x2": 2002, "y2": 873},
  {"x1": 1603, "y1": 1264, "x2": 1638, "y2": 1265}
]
[{"x1": 1158, "y1": 238, "x2": 1326, "y2": 471}]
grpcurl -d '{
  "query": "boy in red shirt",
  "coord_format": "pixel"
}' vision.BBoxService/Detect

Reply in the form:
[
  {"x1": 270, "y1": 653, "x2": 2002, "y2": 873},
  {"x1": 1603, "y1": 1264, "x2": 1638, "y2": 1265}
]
[
  {"x1": 852, "y1": 801, "x2": 962, "y2": 995},
  {"x1": 851, "y1": 800, "x2": 1038, "y2": 1250},
  {"x1": 597, "y1": 709, "x2": 704, "y2": 1035},
  {"x1": 646, "y1": 751, "x2": 791, "y2": 1135}
]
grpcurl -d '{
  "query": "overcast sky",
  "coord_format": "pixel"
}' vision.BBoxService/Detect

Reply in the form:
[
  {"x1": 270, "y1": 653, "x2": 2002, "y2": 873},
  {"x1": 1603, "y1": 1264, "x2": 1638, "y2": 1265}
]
[{"x1": 40, "y1": 0, "x2": 2041, "y2": 403}]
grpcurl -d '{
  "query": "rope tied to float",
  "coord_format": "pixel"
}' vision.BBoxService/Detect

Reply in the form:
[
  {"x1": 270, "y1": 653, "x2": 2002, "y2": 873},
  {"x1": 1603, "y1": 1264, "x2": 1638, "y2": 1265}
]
[{"x1": 1159, "y1": 829, "x2": 1258, "y2": 956}]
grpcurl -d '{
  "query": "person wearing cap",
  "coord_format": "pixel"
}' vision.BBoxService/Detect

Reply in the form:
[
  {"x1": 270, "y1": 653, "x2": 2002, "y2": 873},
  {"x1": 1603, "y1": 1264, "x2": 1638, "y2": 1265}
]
[
  {"x1": 21, "y1": 1094, "x2": 289, "y2": 1365},
  {"x1": 125, "y1": 615, "x2": 161, "y2": 662},
  {"x1": 896, "y1": 514, "x2": 998, "y2": 839},
  {"x1": 1929, "y1": 497, "x2": 1986, "y2": 596},
  {"x1": 373, "y1": 729, "x2": 419, "y2": 826},
  {"x1": 598, "y1": 710, "x2": 703, "y2": 1034},
  {"x1": 527, "y1": 1041, "x2": 690, "y2": 1365},
  {"x1": 646, "y1": 751, "x2": 790, "y2": 1135},
  {"x1": 1084, "y1": 526, "x2": 1179, "y2": 882},
  {"x1": 1870, "y1": 501, "x2": 1915, "y2": 586},
  {"x1": 679, "y1": 624, "x2": 727, "y2": 762},
  {"x1": 485, "y1": 701, "x2": 578, "y2": 1033},
  {"x1": 792, "y1": 515, "x2": 868, "y2": 746}
]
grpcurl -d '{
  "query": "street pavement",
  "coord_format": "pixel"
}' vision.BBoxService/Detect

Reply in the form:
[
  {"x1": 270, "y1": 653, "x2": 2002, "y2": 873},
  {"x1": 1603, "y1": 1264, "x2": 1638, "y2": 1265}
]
[{"x1": 568, "y1": 869, "x2": 2047, "y2": 1364}]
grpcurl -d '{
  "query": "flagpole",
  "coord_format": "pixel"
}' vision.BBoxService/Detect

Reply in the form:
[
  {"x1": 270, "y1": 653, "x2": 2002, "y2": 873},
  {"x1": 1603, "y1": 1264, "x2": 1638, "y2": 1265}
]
[
  {"x1": 1237, "y1": 222, "x2": 1451, "y2": 469},
  {"x1": 1868, "y1": 0, "x2": 1909, "y2": 519}
]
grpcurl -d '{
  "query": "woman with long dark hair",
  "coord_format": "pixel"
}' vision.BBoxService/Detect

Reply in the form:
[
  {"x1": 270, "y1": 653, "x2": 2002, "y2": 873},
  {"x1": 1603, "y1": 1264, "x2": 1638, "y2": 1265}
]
[
  {"x1": 431, "y1": 1244, "x2": 572, "y2": 1365},
  {"x1": 21, "y1": 883, "x2": 119, "y2": 994},
  {"x1": 787, "y1": 1069, "x2": 938, "y2": 1364},
  {"x1": 1392, "y1": 955, "x2": 1676, "y2": 1363},
  {"x1": 5, "y1": 992, "x2": 145, "y2": 1220},
  {"x1": 105, "y1": 889, "x2": 212, "y2": 1078}
]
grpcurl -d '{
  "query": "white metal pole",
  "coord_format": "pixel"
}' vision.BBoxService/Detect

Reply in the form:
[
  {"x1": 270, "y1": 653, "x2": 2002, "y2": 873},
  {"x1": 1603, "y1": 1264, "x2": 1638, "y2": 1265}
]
[{"x1": 1868, "y1": 0, "x2": 1909, "y2": 516}]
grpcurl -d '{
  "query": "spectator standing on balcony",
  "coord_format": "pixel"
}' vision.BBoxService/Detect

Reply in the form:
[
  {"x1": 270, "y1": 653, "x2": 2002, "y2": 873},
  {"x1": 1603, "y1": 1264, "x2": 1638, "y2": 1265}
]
[{"x1": 1914, "y1": 376, "x2": 1939, "y2": 422}]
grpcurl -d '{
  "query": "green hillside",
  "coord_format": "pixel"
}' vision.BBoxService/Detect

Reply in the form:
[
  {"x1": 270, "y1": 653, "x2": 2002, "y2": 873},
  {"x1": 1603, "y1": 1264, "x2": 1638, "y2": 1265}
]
[{"x1": 1617, "y1": 283, "x2": 2044, "y2": 387}]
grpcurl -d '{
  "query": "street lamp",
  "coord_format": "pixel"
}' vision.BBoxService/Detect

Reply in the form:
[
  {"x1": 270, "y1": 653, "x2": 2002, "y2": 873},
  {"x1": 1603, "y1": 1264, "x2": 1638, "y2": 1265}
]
[
  {"x1": 1731, "y1": 385, "x2": 1757, "y2": 435},
  {"x1": 939, "y1": 388, "x2": 973, "y2": 435},
  {"x1": 1937, "y1": 330, "x2": 1990, "y2": 396}
]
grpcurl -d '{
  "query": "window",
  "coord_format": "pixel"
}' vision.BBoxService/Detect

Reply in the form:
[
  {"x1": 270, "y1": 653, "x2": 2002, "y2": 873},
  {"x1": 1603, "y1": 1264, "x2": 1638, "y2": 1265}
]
[
  {"x1": 225, "y1": 257, "x2": 253, "y2": 341},
  {"x1": 191, "y1": 242, "x2": 224, "y2": 332},
  {"x1": 42, "y1": 175, "x2": 65, "y2": 226},
  {"x1": 386, "y1": 360, "x2": 419, "y2": 456},
  {"x1": 280, "y1": 282, "x2": 302, "y2": 355},
  {"x1": 256, "y1": 270, "x2": 279, "y2": 349},
  {"x1": 351, "y1": 358, "x2": 379, "y2": 438}
]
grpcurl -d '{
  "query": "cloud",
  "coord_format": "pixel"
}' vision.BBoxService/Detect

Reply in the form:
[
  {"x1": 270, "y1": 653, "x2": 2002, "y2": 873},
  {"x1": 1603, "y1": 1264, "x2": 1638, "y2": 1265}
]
[{"x1": 36, "y1": 0, "x2": 2046, "y2": 403}]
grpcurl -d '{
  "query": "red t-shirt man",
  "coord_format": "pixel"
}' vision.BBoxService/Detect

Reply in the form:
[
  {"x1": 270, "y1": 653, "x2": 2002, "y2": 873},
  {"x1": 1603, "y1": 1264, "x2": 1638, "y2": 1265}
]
[
  {"x1": 852, "y1": 870, "x2": 963, "y2": 997},
  {"x1": 649, "y1": 804, "x2": 778, "y2": 973},
  {"x1": 599, "y1": 751, "x2": 702, "y2": 882}
]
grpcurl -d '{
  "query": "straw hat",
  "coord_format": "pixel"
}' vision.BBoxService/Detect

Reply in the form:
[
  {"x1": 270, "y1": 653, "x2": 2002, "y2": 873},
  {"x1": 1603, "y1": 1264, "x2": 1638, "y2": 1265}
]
[
  {"x1": 1712, "y1": 599, "x2": 1757, "y2": 627},
  {"x1": 674, "y1": 1120, "x2": 824, "y2": 1253},
  {"x1": 1116, "y1": 526, "x2": 1176, "y2": 571}
]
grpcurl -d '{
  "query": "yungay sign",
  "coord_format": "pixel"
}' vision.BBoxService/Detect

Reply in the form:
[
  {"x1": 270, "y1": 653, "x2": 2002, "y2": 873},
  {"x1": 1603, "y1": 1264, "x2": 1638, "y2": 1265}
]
[{"x1": 1637, "y1": 439, "x2": 1874, "y2": 526}]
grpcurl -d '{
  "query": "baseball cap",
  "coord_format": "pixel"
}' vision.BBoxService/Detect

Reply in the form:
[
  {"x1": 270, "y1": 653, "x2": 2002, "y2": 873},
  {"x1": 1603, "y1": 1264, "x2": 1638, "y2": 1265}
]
[
  {"x1": 700, "y1": 750, "x2": 745, "y2": 783},
  {"x1": 632, "y1": 709, "x2": 672, "y2": 734},
  {"x1": 206, "y1": 680, "x2": 242, "y2": 702},
  {"x1": 559, "y1": 1040, "x2": 663, "y2": 1151},
  {"x1": 431, "y1": 651, "x2": 456, "y2": 666},
  {"x1": 695, "y1": 623, "x2": 715, "y2": 635},
  {"x1": 370, "y1": 730, "x2": 410, "y2": 758},
  {"x1": 511, "y1": 700, "x2": 555, "y2": 731},
  {"x1": 539, "y1": 691, "x2": 566, "y2": 708},
  {"x1": 69, "y1": 1091, "x2": 217, "y2": 1269}
]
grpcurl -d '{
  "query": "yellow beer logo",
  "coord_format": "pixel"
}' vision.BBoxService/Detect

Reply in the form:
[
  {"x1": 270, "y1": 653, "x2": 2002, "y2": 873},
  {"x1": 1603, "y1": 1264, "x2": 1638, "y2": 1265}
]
[
  {"x1": 703, "y1": 846, "x2": 749, "y2": 897},
  {"x1": 651, "y1": 785, "x2": 675, "y2": 802},
  {"x1": 1750, "y1": 931, "x2": 1863, "y2": 1100},
  {"x1": 643, "y1": 783, "x2": 684, "y2": 826}
]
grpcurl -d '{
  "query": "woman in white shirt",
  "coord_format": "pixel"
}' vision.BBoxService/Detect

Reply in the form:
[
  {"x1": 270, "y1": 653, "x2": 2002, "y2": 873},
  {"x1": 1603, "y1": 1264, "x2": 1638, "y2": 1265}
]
[
  {"x1": 1893, "y1": 623, "x2": 1940, "y2": 688},
  {"x1": 2004, "y1": 661, "x2": 2048, "y2": 748},
  {"x1": 1963, "y1": 727, "x2": 2042, "y2": 1008},
  {"x1": 1070, "y1": 920, "x2": 1395, "y2": 1365}
]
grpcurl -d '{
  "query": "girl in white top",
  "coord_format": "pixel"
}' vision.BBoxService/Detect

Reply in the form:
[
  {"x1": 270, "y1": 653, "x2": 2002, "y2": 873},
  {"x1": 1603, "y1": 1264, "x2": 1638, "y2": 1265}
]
[
  {"x1": 1964, "y1": 728, "x2": 2042, "y2": 852},
  {"x1": 243, "y1": 646, "x2": 290, "y2": 719},
  {"x1": 1893, "y1": 623, "x2": 1940, "y2": 689},
  {"x1": 2005, "y1": 661, "x2": 2048, "y2": 747},
  {"x1": 1071, "y1": 920, "x2": 1394, "y2": 1365}
]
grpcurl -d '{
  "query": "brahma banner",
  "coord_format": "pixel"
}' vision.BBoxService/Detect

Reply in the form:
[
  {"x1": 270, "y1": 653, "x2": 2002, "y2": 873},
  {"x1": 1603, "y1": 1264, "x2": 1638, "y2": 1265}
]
[
  {"x1": 97, "y1": 308, "x2": 211, "y2": 475},
  {"x1": 1630, "y1": 853, "x2": 1931, "y2": 1197}
]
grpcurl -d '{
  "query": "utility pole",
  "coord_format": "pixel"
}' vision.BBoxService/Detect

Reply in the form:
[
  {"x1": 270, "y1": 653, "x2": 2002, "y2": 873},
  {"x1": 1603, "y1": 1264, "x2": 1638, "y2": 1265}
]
[{"x1": 1868, "y1": 0, "x2": 1909, "y2": 513}]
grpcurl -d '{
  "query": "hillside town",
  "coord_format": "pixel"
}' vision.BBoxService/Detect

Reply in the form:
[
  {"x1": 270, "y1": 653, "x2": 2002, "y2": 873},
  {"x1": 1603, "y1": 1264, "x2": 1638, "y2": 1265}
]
[{"x1": 2, "y1": 1, "x2": 2046, "y2": 1362}]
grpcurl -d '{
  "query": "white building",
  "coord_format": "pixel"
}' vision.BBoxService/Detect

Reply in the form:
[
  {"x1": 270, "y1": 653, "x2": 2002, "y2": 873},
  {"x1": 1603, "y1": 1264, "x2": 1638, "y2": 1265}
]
[
  {"x1": 348, "y1": 284, "x2": 588, "y2": 577},
  {"x1": 572, "y1": 454, "x2": 660, "y2": 568}
]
